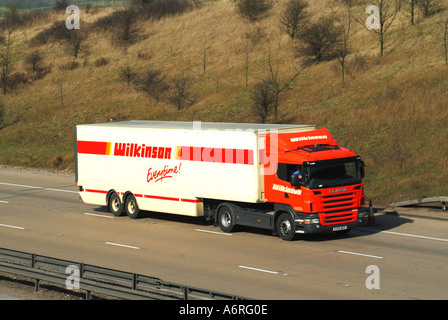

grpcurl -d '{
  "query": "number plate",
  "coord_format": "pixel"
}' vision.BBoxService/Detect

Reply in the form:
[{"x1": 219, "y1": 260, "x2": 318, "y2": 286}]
[{"x1": 333, "y1": 225, "x2": 348, "y2": 231}]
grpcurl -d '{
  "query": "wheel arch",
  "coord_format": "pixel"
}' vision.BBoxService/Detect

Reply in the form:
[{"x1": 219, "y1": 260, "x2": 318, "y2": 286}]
[
  {"x1": 106, "y1": 189, "x2": 118, "y2": 206},
  {"x1": 123, "y1": 191, "x2": 134, "y2": 203},
  {"x1": 273, "y1": 204, "x2": 296, "y2": 227}
]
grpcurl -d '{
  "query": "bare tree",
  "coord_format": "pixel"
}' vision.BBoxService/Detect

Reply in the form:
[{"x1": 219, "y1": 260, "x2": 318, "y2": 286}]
[
  {"x1": 0, "y1": 99, "x2": 5, "y2": 126},
  {"x1": 251, "y1": 79, "x2": 276, "y2": 123},
  {"x1": 408, "y1": 0, "x2": 417, "y2": 25},
  {"x1": 335, "y1": 8, "x2": 352, "y2": 84},
  {"x1": 65, "y1": 29, "x2": 87, "y2": 58},
  {"x1": 360, "y1": 0, "x2": 398, "y2": 57},
  {"x1": 297, "y1": 15, "x2": 342, "y2": 63},
  {"x1": 0, "y1": 32, "x2": 13, "y2": 95},
  {"x1": 133, "y1": 69, "x2": 169, "y2": 101},
  {"x1": 24, "y1": 51, "x2": 43, "y2": 74},
  {"x1": 265, "y1": 51, "x2": 307, "y2": 121},
  {"x1": 437, "y1": 12, "x2": 448, "y2": 65},
  {"x1": 241, "y1": 25, "x2": 265, "y2": 87},
  {"x1": 3, "y1": 0, "x2": 21, "y2": 31},
  {"x1": 416, "y1": 0, "x2": 440, "y2": 18},
  {"x1": 280, "y1": 0, "x2": 309, "y2": 39},
  {"x1": 167, "y1": 76, "x2": 196, "y2": 110},
  {"x1": 243, "y1": 39, "x2": 250, "y2": 87},
  {"x1": 113, "y1": 8, "x2": 142, "y2": 45},
  {"x1": 119, "y1": 65, "x2": 136, "y2": 85},
  {"x1": 444, "y1": 16, "x2": 448, "y2": 66},
  {"x1": 236, "y1": 0, "x2": 273, "y2": 22}
]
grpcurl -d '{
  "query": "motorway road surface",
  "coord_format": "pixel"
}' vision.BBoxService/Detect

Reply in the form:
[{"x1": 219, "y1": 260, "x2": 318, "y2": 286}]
[{"x1": 0, "y1": 168, "x2": 447, "y2": 300}]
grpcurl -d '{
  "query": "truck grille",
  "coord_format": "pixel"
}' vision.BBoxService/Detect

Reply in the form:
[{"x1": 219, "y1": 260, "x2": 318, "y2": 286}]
[{"x1": 319, "y1": 192, "x2": 358, "y2": 226}]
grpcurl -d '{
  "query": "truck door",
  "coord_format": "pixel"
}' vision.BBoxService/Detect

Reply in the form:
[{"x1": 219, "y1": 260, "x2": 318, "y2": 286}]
[{"x1": 264, "y1": 162, "x2": 304, "y2": 212}]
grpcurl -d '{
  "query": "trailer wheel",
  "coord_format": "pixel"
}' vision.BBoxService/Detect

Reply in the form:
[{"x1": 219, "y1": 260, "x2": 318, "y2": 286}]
[
  {"x1": 108, "y1": 192, "x2": 124, "y2": 217},
  {"x1": 217, "y1": 205, "x2": 235, "y2": 233},
  {"x1": 276, "y1": 213, "x2": 296, "y2": 241},
  {"x1": 125, "y1": 194, "x2": 140, "y2": 219}
]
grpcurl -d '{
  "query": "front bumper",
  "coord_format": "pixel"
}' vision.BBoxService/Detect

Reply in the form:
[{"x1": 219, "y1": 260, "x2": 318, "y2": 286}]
[{"x1": 294, "y1": 207, "x2": 368, "y2": 234}]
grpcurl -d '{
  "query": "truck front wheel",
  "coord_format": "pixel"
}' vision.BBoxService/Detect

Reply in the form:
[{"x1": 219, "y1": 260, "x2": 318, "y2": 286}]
[
  {"x1": 125, "y1": 194, "x2": 140, "y2": 219},
  {"x1": 217, "y1": 205, "x2": 235, "y2": 233},
  {"x1": 276, "y1": 213, "x2": 296, "y2": 241}
]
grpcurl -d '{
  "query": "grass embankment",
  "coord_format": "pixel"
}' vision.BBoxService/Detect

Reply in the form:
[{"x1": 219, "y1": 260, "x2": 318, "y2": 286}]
[{"x1": 0, "y1": 0, "x2": 447, "y2": 204}]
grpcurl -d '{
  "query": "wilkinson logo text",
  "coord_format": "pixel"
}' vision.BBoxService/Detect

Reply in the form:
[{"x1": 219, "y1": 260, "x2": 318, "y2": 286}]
[
  {"x1": 272, "y1": 184, "x2": 302, "y2": 195},
  {"x1": 147, "y1": 163, "x2": 182, "y2": 183},
  {"x1": 290, "y1": 135, "x2": 328, "y2": 143},
  {"x1": 114, "y1": 143, "x2": 172, "y2": 159}
]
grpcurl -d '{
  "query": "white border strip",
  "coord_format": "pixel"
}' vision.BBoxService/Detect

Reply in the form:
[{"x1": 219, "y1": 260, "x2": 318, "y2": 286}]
[
  {"x1": 0, "y1": 223, "x2": 25, "y2": 230},
  {"x1": 0, "y1": 200, "x2": 9, "y2": 204},
  {"x1": 195, "y1": 229, "x2": 233, "y2": 236},
  {"x1": 239, "y1": 265, "x2": 280, "y2": 275},
  {"x1": 338, "y1": 250, "x2": 383, "y2": 259},
  {"x1": 359, "y1": 228, "x2": 448, "y2": 242},
  {"x1": 379, "y1": 230, "x2": 448, "y2": 242},
  {"x1": 0, "y1": 182, "x2": 77, "y2": 194},
  {"x1": 105, "y1": 242, "x2": 140, "y2": 250},
  {"x1": 84, "y1": 212, "x2": 114, "y2": 219}
]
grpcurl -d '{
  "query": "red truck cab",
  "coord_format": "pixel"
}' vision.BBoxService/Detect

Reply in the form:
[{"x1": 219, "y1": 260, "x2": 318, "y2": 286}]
[{"x1": 261, "y1": 128, "x2": 367, "y2": 240}]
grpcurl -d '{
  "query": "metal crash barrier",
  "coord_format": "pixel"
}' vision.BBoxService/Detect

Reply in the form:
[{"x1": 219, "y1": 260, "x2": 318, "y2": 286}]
[{"x1": 0, "y1": 247, "x2": 249, "y2": 300}]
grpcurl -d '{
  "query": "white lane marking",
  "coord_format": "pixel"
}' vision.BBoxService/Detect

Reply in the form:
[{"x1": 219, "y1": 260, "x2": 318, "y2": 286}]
[
  {"x1": 105, "y1": 242, "x2": 140, "y2": 250},
  {"x1": 195, "y1": 229, "x2": 233, "y2": 236},
  {"x1": 338, "y1": 250, "x2": 383, "y2": 259},
  {"x1": 0, "y1": 182, "x2": 78, "y2": 194},
  {"x1": 0, "y1": 200, "x2": 9, "y2": 204},
  {"x1": 84, "y1": 212, "x2": 114, "y2": 219},
  {"x1": 359, "y1": 228, "x2": 448, "y2": 243},
  {"x1": 0, "y1": 223, "x2": 25, "y2": 230},
  {"x1": 239, "y1": 265, "x2": 284, "y2": 275}
]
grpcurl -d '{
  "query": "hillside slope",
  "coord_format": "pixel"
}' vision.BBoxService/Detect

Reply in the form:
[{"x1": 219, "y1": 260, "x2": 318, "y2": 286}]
[{"x1": 0, "y1": 0, "x2": 447, "y2": 204}]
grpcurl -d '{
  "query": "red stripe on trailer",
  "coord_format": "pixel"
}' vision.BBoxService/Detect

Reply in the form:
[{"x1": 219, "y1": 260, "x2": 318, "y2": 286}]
[
  {"x1": 84, "y1": 189, "x2": 108, "y2": 194},
  {"x1": 145, "y1": 194, "x2": 179, "y2": 201},
  {"x1": 77, "y1": 141, "x2": 111, "y2": 155},
  {"x1": 181, "y1": 198, "x2": 202, "y2": 203},
  {"x1": 83, "y1": 189, "x2": 202, "y2": 204}
]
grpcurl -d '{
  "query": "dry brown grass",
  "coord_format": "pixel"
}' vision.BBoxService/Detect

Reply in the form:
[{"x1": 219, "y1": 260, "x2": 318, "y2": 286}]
[{"x1": 1, "y1": 0, "x2": 448, "y2": 202}]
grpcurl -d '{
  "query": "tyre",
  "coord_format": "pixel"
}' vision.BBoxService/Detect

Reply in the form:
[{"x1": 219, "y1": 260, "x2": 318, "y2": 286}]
[
  {"x1": 217, "y1": 205, "x2": 235, "y2": 233},
  {"x1": 125, "y1": 194, "x2": 140, "y2": 219},
  {"x1": 276, "y1": 213, "x2": 296, "y2": 241},
  {"x1": 108, "y1": 192, "x2": 124, "y2": 217}
]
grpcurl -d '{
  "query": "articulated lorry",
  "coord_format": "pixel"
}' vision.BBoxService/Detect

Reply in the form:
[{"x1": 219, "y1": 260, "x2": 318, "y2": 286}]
[{"x1": 75, "y1": 121, "x2": 368, "y2": 240}]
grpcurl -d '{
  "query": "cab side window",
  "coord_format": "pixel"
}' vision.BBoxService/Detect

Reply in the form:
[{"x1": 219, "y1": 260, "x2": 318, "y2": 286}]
[{"x1": 277, "y1": 163, "x2": 301, "y2": 184}]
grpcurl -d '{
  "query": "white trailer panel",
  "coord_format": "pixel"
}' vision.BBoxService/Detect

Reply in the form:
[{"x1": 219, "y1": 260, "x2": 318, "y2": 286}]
[{"x1": 75, "y1": 121, "x2": 315, "y2": 217}]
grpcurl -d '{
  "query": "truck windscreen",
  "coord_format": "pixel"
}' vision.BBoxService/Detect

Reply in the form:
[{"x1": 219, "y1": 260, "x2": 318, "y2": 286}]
[{"x1": 304, "y1": 158, "x2": 363, "y2": 189}]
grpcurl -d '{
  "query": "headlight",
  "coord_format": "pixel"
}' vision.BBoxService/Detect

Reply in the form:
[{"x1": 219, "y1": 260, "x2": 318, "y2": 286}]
[
  {"x1": 358, "y1": 211, "x2": 367, "y2": 218},
  {"x1": 296, "y1": 218, "x2": 320, "y2": 225}
]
